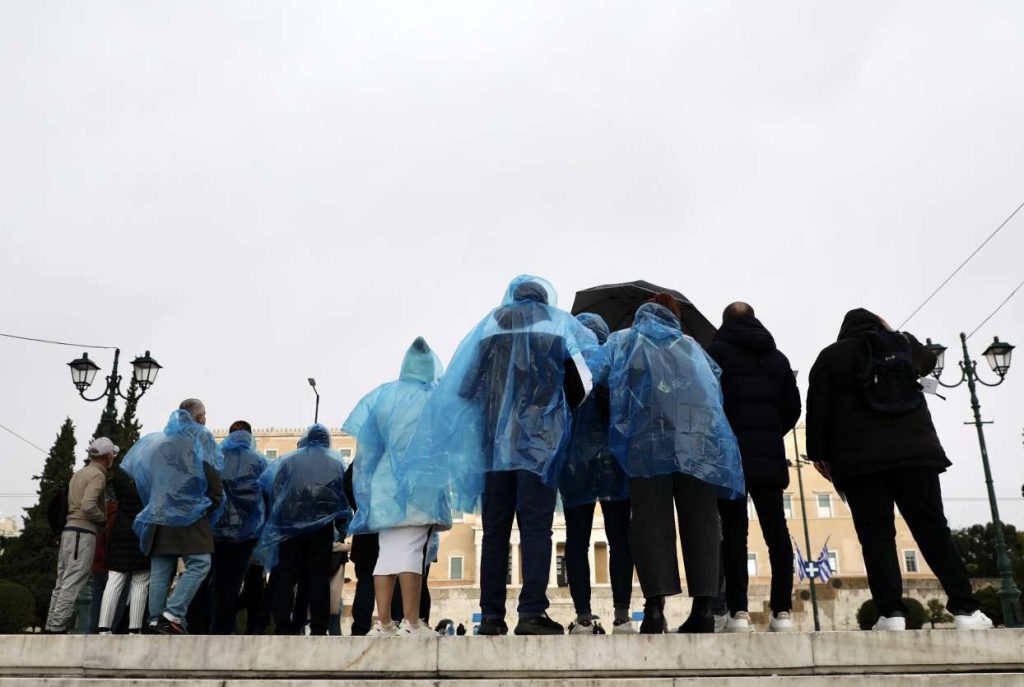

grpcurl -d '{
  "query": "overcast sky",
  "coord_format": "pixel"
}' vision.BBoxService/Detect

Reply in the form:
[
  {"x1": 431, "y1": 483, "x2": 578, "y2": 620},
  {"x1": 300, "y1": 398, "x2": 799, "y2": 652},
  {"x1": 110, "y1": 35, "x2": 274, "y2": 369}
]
[{"x1": 2, "y1": 1, "x2": 1023, "y2": 529}]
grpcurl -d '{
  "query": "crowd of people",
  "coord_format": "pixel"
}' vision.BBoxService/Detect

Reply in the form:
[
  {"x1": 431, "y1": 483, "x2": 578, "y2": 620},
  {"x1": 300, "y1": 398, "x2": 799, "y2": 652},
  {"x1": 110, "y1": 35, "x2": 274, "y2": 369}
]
[{"x1": 42, "y1": 275, "x2": 994, "y2": 637}]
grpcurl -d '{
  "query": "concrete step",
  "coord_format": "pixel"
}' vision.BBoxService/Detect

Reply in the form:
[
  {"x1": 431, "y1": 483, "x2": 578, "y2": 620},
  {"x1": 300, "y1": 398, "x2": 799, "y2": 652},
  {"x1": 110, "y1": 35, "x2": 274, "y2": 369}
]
[{"x1": 2, "y1": 631, "x2": 1023, "y2": 683}]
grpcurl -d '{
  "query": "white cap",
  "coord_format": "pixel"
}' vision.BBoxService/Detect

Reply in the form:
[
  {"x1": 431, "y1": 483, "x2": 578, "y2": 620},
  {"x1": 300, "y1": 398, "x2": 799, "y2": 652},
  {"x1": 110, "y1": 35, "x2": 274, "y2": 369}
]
[{"x1": 88, "y1": 437, "x2": 120, "y2": 458}]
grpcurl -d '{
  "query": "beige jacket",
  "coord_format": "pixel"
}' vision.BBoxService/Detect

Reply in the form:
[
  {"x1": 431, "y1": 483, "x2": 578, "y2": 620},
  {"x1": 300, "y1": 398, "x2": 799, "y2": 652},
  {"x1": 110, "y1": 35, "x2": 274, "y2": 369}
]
[{"x1": 65, "y1": 462, "x2": 107, "y2": 533}]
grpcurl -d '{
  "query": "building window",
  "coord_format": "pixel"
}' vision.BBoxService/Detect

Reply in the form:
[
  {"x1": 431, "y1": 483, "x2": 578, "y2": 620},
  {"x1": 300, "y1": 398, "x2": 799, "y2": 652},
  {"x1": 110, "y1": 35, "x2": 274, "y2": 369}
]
[
  {"x1": 266, "y1": 448, "x2": 278, "y2": 459},
  {"x1": 449, "y1": 556, "x2": 464, "y2": 581},
  {"x1": 747, "y1": 553, "x2": 757, "y2": 576},
  {"x1": 782, "y1": 493, "x2": 793, "y2": 519},
  {"x1": 904, "y1": 550, "x2": 919, "y2": 573},
  {"x1": 827, "y1": 550, "x2": 839, "y2": 574},
  {"x1": 339, "y1": 449, "x2": 352, "y2": 460},
  {"x1": 815, "y1": 493, "x2": 832, "y2": 518}
]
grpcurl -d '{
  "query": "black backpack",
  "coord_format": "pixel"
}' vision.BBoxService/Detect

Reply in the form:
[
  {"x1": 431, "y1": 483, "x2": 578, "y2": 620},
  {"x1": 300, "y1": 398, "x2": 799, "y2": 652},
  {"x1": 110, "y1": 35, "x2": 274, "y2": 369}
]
[
  {"x1": 860, "y1": 330, "x2": 924, "y2": 415},
  {"x1": 47, "y1": 485, "x2": 70, "y2": 535}
]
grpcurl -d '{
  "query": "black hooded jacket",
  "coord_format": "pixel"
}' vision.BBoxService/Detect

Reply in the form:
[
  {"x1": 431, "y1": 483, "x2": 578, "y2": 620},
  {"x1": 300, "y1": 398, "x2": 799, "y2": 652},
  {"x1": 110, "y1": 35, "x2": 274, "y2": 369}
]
[
  {"x1": 706, "y1": 316, "x2": 801, "y2": 488},
  {"x1": 805, "y1": 308, "x2": 950, "y2": 487}
]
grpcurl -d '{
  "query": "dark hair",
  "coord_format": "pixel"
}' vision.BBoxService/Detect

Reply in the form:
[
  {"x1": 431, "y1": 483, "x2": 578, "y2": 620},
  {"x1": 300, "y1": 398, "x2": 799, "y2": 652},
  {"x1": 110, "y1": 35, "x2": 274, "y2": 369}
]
[
  {"x1": 229, "y1": 420, "x2": 252, "y2": 433},
  {"x1": 722, "y1": 301, "x2": 755, "y2": 322},
  {"x1": 648, "y1": 293, "x2": 681, "y2": 320}
]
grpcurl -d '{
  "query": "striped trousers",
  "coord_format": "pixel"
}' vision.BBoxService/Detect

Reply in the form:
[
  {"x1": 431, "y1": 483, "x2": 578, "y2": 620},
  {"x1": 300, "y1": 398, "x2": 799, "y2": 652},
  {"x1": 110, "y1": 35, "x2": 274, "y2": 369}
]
[{"x1": 98, "y1": 570, "x2": 151, "y2": 632}]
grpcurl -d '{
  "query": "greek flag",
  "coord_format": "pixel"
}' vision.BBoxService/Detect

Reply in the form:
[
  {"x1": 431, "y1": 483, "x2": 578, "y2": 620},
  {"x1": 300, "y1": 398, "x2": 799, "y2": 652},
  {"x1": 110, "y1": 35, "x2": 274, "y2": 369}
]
[
  {"x1": 795, "y1": 541, "x2": 808, "y2": 582},
  {"x1": 816, "y1": 541, "x2": 834, "y2": 583}
]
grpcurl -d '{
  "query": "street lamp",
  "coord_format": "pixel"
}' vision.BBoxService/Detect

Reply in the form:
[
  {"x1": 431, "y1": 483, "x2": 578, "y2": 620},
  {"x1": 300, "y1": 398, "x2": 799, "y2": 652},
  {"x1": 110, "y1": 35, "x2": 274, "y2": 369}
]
[
  {"x1": 308, "y1": 377, "x2": 320, "y2": 423},
  {"x1": 67, "y1": 348, "x2": 162, "y2": 438},
  {"x1": 927, "y1": 332, "x2": 1021, "y2": 627}
]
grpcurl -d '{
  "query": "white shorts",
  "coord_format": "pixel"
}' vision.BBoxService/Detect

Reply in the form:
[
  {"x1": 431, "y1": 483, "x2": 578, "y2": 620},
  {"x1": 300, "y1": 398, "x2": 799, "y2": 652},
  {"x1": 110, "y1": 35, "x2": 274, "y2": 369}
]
[{"x1": 374, "y1": 525, "x2": 433, "y2": 576}]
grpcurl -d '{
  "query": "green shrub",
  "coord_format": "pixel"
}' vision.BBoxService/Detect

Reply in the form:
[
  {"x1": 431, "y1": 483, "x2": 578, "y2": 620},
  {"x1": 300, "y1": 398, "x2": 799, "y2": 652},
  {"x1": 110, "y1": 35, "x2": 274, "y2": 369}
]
[
  {"x1": 856, "y1": 597, "x2": 926, "y2": 630},
  {"x1": 974, "y1": 586, "x2": 1004, "y2": 626},
  {"x1": 0, "y1": 580, "x2": 36, "y2": 633}
]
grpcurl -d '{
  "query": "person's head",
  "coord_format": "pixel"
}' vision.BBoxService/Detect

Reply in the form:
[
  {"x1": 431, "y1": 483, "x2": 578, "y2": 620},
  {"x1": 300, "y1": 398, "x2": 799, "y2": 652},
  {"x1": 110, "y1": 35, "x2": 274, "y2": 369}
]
[
  {"x1": 298, "y1": 423, "x2": 331, "y2": 449},
  {"x1": 179, "y1": 398, "x2": 207, "y2": 426},
  {"x1": 502, "y1": 274, "x2": 558, "y2": 307},
  {"x1": 647, "y1": 293, "x2": 681, "y2": 321},
  {"x1": 86, "y1": 437, "x2": 119, "y2": 469},
  {"x1": 229, "y1": 420, "x2": 252, "y2": 433},
  {"x1": 722, "y1": 301, "x2": 755, "y2": 323},
  {"x1": 576, "y1": 312, "x2": 610, "y2": 345}
]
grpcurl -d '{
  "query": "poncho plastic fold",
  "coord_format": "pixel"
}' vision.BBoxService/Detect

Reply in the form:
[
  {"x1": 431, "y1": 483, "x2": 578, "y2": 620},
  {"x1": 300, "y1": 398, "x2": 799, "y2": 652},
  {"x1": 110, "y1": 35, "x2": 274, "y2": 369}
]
[
  {"x1": 343, "y1": 337, "x2": 447, "y2": 535},
  {"x1": 213, "y1": 430, "x2": 268, "y2": 542},
  {"x1": 405, "y1": 275, "x2": 599, "y2": 512},
  {"x1": 121, "y1": 409, "x2": 224, "y2": 547},
  {"x1": 558, "y1": 313, "x2": 629, "y2": 508},
  {"x1": 606, "y1": 303, "x2": 745, "y2": 499},
  {"x1": 254, "y1": 424, "x2": 351, "y2": 569}
]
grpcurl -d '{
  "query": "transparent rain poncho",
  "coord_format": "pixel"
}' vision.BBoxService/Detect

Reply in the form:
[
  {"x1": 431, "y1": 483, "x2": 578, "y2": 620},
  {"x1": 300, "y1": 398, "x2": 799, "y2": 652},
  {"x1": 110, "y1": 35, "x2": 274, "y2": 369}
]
[
  {"x1": 254, "y1": 424, "x2": 351, "y2": 569},
  {"x1": 342, "y1": 337, "x2": 446, "y2": 534},
  {"x1": 121, "y1": 409, "x2": 225, "y2": 546},
  {"x1": 405, "y1": 275, "x2": 599, "y2": 512},
  {"x1": 606, "y1": 303, "x2": 745, "y2": 499},
  {"x1": 213, "y1": 430, "x2": 268, "y2": 543},
  {"x1": 558, "y1": 313, "x2": 630, "y2": 509}
]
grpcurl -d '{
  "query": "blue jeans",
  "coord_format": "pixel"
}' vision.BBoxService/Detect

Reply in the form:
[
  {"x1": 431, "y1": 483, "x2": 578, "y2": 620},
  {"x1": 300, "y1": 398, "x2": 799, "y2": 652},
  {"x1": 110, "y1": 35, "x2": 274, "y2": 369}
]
[
  {"x1": 149, "y1": 554, "x2": 212, "y2": 625},
  {"x1": 480, "y1": 469, "x2": 557, "y2": 620}
]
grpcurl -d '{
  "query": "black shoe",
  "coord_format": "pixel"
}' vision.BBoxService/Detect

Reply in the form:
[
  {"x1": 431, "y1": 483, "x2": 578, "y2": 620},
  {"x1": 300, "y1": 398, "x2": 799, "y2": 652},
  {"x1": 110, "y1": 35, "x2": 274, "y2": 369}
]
[
  {"x1": 514, "y1": 613, "x2": 564, "y2": 636},
  {"x1": 677, "y1": 596, "x2": 715, "y2": 634},
  {"x1": 141, "y1": 617, "x2": 160, "y2": 635},
  {"x1": 41, "y1": 628, "x2": 67, "y2": 635},
  {"x1": 640, "y1": 598, "x2": 667, "y2": 634},
  {"x1": 478, "y1": 618, "x2": 509, "y2": 636},
  {"x1": 154, "y1": 615, "x2": 187, "y2": 635}
]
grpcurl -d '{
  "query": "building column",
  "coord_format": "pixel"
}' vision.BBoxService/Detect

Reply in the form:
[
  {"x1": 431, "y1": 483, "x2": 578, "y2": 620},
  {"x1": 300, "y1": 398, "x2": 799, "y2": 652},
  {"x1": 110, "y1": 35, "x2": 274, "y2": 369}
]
[
  {"x1": 473, "y1": 530, "x2": 483, "y2": 588},
  {"x1": 588, "y1": 541, "x2": 597, "y2": 585},
  {"x1": 511, "y1": 543, "x2": 521, "y2": 586}
]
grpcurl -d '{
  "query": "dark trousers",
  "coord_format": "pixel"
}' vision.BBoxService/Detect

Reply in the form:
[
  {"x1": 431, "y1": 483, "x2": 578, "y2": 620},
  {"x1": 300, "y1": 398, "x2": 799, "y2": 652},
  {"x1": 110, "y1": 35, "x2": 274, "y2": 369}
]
[
  {"x1": 844, "y1": 467, "x2": 979, "y2": 617},
  {"x1": 210, "y1": 539, "x2": 256, "y2": 634},
  {"x1": 480, "y1": 469, "x2": 557, "y2": 619},
  {"x1": 718, "y1": 487, "x2": 794, "y2": 614},
  {"x1": 564, "y1": 500, "x2": 633, "y2": 614},
  {"x1": 629, "y1": 473, "x2": 719, "y2": 599},
  {"x1": 274, "y1": 525, "x2": 334, "y2": 635},
  {"x1": 239, "y1": 563, "x2": 269, "y2": 634}
]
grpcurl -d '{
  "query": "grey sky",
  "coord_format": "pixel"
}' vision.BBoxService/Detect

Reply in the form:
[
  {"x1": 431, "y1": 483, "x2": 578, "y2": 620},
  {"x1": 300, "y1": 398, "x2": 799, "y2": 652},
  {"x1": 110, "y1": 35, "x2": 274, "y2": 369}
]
[{"x1": 2, "y1": 1, "x2": 1023, "y2": 529}]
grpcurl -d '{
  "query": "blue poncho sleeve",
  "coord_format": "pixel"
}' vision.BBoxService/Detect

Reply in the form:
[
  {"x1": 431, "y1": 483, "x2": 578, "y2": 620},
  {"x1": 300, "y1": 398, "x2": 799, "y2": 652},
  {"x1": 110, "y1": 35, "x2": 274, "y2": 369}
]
[
  {"x1": 607, "y1": 303, "x2": 745, "y2": 499},
  {"x1": 121, "y1": 409, "x2": 224, "y2": 547}
]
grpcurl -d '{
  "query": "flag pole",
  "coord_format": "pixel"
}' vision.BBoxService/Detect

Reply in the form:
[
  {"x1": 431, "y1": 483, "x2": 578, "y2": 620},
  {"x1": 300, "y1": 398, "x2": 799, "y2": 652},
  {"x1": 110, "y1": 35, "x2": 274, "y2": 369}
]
[{"x1": 793, "y1": 427, "x2": 821, "y2": 631}]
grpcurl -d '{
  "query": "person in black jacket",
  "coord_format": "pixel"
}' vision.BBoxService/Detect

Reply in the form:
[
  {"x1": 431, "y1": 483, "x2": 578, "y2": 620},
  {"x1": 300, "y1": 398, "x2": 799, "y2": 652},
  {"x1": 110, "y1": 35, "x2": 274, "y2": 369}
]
[
  {"x1": 806, "y1": 308, "x2": 991, "y2": 631},
  {"x1": 708, "y1": 303, "x2": 801, "y2": 633},
  {"x1": 96, "y1": 466, "x2": 150, "y2": 633}
]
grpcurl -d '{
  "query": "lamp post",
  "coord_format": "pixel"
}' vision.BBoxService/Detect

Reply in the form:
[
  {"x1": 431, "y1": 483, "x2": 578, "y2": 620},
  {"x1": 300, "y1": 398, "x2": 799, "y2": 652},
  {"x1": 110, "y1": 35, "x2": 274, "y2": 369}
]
[
  {"x1": 791, "y1": 429, "x2": 821, "y2": 632},
  {"x1": 308, "y1": 378, "x2": 320, "y2": 424},
  {"x1": 67, "y1": 349, "x2": 162, "y2": 438},
  {"x1": 925, "y1": 332, "x2": 1022, "y2": 627}
]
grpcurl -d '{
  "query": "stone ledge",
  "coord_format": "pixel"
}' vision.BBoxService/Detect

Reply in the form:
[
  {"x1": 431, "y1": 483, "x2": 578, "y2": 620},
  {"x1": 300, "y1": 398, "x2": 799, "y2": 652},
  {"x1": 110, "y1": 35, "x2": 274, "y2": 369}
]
[{"x1": 1, "y1": 631, "x2": 1023, "y2": 680}]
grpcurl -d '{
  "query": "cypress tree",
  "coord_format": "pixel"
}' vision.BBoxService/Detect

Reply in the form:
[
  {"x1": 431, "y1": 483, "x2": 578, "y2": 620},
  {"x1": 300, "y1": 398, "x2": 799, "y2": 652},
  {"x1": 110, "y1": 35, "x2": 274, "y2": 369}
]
[
  {"x1": 113, "y1": 377, "x2": 143, "y2": 461},
  {"x1": 0, "y1": 418, "x2": 79, "y2": 627}
]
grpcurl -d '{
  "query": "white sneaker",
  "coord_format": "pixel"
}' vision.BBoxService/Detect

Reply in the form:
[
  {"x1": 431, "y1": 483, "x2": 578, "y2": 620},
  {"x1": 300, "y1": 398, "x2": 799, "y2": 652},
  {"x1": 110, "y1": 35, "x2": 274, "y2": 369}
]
[
  {"x1": 612, "y1": 619, "x2": 639, "y2": 635},
  {"x1": 769, "y1": 612, "x2": 794, "y2": 632},
  {"x1": 569, "y1": 618, "x2": 602, "y2": 635},
  {"x1": 398, "y1": 619, "x2": 438, "y2": 637},
  {"x1": 726, "y1": 611, "x2": 754, "y2": 633},
  {"x1": 872, "y1": 615, "x2": 906, "y2": 631},
  {"x1": 713, "y1": 613, "x2": 730, "y2": 633},
  {"x1": 954, "y1": 610, "x2": 994, "y2": 631},
  {"x1": 368, "y1": 620, "x2": 399, "y2": 637}
]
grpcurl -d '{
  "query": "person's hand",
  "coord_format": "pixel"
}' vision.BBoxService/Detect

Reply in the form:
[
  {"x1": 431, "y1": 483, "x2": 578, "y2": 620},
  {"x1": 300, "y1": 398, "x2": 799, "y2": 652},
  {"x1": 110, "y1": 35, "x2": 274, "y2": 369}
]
[{"x1": 814, "y1": 461, "x2": 832, "y2": 482}]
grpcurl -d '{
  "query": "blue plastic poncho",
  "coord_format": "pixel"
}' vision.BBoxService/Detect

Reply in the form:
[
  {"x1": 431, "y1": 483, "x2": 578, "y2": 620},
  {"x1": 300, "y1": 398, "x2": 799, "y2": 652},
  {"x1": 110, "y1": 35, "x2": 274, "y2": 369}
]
[
  {"x1": 606, "y1": 303, "x2": 745, "y2": 499},
  {"x1": 342, "y1": 337, "x2": 447, "y2": 535},
  {"x1": 558, "y1": 313, "x2": 630, "y2": 509},
  {"x1": 121, "y1": 409, "x2": 224, "y2": 547},
  {"x1": 254, "y1": 424, "x2": 351, "y2": 569},
  {"x1": 213, "y1": 430, "x2": 268, "y2": 542},
  {"x1": 405, "y1": 275, "x2": 599, "y2": 512}
]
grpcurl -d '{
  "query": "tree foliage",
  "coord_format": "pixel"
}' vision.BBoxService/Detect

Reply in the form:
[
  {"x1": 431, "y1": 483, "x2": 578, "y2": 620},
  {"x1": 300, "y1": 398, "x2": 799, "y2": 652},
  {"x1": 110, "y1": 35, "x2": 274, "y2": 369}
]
[
  {"x1": 926, "y1": 598, "x2": 953, "y2": 628},
  {"x1": 856, "y1": 597, "x2": 925, "y2": 630},
  {"x1": 952, "y1": 522, "x2": 1024, "y2": 590},
  {"x1": 0, "y1": 418, "x2": 78, "y2": 626},
  {"x1": 113, "y1": 376, "x2": 142, "y2": 462},
  {"x1": 0, "y1": 580, "x2": 35, "y2": 633}
]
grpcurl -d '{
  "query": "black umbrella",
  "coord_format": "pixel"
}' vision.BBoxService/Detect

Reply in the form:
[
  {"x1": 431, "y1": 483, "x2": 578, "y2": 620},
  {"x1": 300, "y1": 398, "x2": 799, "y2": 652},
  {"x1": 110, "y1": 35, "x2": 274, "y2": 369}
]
[{"x1": 571, "y1": 280, "x2": 717, "y2": 347}]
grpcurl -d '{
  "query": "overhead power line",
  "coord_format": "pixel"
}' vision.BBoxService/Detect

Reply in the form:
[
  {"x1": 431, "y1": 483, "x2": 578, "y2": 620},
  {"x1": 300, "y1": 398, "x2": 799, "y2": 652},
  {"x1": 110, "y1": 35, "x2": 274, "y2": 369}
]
[
  {"x1": 967, "y1": 277, "x2": 1024, "y2": 340},
  {"x1": 0, "y1": 422, "x2": 48, "y2": 454},
  {"x1": 0, "y1": 332, "x2": 116, "y2": 350},
  {"x1": 899, "y1": 198, "x2": 1024, "y2": 329}
]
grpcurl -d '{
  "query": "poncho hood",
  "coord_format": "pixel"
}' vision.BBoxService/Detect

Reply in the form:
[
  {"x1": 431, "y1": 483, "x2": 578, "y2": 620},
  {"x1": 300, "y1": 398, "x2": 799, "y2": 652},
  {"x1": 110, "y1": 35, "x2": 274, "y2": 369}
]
[
  {"x1": 298, "y1": 423, "x2": 332, "y2": 449},
  {"x1": 400, "y1": 337, "x2": 444, "y2": 384},
  {"x1": 222, "y1": 429, "x2": 254, "y2": 451},
  {"x1": 576, "y1": 312, "x2": 610, "y2": 345},
  {"x1": 502, "y1": 274, "x2": 558, "y2": 308},
  {"x1": 715, "y1": 315, "x2": 777, "y2": 355},
  {"x1": 633, "y1": 303, "x2": 683, "y2": 341},
  {"x1": 838, "y1": 308, "x2": 885, "y2": 341}
]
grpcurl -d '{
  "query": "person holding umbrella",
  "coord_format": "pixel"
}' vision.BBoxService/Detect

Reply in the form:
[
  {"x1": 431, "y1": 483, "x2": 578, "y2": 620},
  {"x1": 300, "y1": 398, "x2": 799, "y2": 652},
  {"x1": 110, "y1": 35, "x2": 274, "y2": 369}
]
[
  {"x1": 558, "y1": 312, "x2": 635, "y2": 635},
  {"x1": 605, "y1": 295, "x2": 745, "y2": 634},
  {"x1": 405, "y1": 275, "x2": 597, "y2": 636}
]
